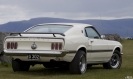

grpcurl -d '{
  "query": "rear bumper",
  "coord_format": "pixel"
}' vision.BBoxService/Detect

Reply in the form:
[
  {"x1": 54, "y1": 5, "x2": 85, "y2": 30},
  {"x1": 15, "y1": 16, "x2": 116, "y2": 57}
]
[
  {"x1": 4, "y1": 50, "x2": 76, "y2": 62},
  {"x1": 4, "y1": 50, "x2": 69, "y2": 57}
]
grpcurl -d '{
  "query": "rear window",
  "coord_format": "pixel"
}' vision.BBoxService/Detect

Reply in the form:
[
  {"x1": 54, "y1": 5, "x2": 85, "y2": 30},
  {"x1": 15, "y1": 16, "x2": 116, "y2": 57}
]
[{"x1": 26, "y1": 24, "x2": 72, "y2": 33}]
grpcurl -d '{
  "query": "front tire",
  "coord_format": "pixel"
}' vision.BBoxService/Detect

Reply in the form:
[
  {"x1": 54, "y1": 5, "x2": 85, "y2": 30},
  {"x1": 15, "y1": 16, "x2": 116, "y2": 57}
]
[
  {"x1": 103, "y1": 50, "x2": 122, "y2": 69},
  {"x1": 69, "y1": 50, "x2": 87, "y2": 74}
]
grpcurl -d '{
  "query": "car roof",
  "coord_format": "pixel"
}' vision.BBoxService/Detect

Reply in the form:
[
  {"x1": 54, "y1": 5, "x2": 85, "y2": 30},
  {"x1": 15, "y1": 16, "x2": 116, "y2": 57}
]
[{"x1": 38, "y1": 23, "x2": 92, "y2": 28}]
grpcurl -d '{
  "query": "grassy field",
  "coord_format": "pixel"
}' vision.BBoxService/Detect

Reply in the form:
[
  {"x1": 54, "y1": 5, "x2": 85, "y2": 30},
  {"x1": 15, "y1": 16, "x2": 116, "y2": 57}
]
[{"x1": 0, "y1": 40, "x2": 133, "y2": 79}]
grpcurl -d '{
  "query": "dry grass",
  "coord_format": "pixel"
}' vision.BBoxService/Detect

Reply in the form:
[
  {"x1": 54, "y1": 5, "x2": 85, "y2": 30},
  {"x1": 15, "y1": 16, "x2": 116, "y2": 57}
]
[{"x1": 0, "y1": 40, "x2": 133, "y2": 79}]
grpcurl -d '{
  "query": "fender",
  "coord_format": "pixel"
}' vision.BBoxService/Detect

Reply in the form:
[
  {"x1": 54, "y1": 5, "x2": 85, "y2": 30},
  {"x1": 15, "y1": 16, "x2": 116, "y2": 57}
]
[
  {"x1": 113, "y1": 46, "x2": 122, "y2": 54},
  {"x1": 107, "y1": 46, "x2": 122, "y2": 61}
]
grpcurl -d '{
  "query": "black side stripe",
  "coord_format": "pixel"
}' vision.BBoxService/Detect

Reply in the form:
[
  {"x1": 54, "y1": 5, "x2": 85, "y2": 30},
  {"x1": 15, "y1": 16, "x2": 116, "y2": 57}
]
[
  {"x1": 87, "y1": 50, "x2": 113, "y2": 52},
  {"x1": 68, "y1": 50, "x2": 113, "y2": 54}
]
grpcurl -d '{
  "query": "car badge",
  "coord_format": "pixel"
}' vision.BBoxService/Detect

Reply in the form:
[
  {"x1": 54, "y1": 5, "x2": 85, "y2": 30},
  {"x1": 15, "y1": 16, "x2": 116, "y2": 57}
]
[{"x1": 31, "y1": 42, "x2": 37, "y2": 50}]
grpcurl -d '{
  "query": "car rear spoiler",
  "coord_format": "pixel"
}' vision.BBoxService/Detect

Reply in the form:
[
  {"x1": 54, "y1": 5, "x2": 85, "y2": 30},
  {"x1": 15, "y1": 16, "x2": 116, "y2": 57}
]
[{"x1": 10, "y1": 32, "x2": 65, "y2": 37}]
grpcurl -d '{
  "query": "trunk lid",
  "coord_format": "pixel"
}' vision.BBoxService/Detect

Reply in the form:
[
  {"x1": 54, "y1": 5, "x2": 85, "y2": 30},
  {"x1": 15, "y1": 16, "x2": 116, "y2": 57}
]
[{"x1": 4, "y1": 34, "x2": 65, "y2": 51}]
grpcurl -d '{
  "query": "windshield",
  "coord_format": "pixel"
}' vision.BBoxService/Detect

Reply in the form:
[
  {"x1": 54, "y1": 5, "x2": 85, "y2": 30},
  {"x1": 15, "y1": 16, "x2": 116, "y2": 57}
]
[{"x1": 26, "y1": 24, "x2": 72, "y2": 33}]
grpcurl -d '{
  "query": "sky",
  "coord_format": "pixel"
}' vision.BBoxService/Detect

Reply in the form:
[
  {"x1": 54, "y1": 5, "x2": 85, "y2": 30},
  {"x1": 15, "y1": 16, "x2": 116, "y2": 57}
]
[{"x1": 0, "y1": 0, "x2": 133, "y2": 24}]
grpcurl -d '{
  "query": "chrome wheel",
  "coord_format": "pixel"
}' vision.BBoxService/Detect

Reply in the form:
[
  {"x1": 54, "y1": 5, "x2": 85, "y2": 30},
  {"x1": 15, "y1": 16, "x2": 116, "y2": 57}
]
[
  {"x1": 110, "y1": 53, "x2": 120, "y2": 68},
  {"x1": 103, "y1": 50, "x2": 122, "y2": 69},
  {"x1": 79, "y1": 55, "x2": 86, "y2": 73},
  {"x1": 69, "y1": 50, "x2": 87, "y2": 74}
]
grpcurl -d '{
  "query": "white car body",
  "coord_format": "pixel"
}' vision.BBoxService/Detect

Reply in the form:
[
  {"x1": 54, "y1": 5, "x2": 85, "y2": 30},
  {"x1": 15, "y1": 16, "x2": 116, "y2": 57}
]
[{"x1": 3, "y1": 23, "x2": 123, "y2": 74}]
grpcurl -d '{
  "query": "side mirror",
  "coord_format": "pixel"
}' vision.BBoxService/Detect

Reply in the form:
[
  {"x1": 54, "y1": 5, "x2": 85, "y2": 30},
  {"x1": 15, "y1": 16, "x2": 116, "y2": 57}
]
[{"x1": 101, "y1": 35, "x2": 106, "y2": 39}]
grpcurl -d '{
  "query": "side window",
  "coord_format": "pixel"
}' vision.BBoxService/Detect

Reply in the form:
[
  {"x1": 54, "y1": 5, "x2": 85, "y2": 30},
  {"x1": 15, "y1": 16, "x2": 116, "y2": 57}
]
[{"x1": 85, "y1": 27, "x2": 100, "y2": 39}]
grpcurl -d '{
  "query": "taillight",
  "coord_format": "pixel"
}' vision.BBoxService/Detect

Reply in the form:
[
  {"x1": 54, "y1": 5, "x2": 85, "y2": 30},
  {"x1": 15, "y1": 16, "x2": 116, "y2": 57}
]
[
  {"x1": 11, "y1": 42, "x2": 14, "y2": 49},
  {"x1": 14, "y1": 42, "x2": 18, "y2": 49},
  {"x1": 51, "y1": 42, "x2": 63, "y2": 50},
  {"x1": 7, "y1": 42, "x2": 10, "y2": 49},
  {"x1": 7, "y1": 42, "x2": 18, "y2": 49},
  {"x1": 55, "y1": 43, "x2": 58, "y2": 50},
  {"x1": 59, "y1": 43, "x2": 62, "y2": 50},
  {"x1": 51, "y1": 43, "x2": 55, "y2": 50}
]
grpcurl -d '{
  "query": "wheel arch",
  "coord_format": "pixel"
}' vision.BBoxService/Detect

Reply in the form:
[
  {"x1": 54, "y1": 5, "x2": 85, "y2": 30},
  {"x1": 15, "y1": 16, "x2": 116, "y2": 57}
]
[
  {"x1": 76, "y1": 45, "x2": 87, "y2": 54},
  {"x1": 73, "y1": 45, "x2": 87, "y2": 59},
  {"x1": 103, "y1": 46, "x2": 122, "y2": 69},
  {"x1": 113, "y1": 46, "x2": 122, "y2": 56}
]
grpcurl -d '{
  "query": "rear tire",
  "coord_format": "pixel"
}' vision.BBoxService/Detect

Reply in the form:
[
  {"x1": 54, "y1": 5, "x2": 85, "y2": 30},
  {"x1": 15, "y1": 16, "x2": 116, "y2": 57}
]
[
  {"x1": 12, "y1": 60, "x2": 21, "y2": 72},
  {"x1": 103, "y1": 50, "x2": 122, "y2": 69},
  {"x1": 12, "y1": 60, "x2": 30, "y2": 72},
  {"x1": 69, "y1": 50, "x2": 87, "y2": 74}
]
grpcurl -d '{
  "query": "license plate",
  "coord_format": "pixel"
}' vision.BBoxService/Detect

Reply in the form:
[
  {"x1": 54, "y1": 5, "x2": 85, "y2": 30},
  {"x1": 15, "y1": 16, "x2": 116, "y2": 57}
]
[{"x1": 28, "y1": 54, "x2": 40, "y2": 60}]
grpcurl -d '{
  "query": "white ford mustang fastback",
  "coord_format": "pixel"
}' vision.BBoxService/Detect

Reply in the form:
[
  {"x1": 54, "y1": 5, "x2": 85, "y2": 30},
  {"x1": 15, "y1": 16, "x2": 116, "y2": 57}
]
[{"x1": 4, "y1": 23, "x2": 123, "y2": 74}]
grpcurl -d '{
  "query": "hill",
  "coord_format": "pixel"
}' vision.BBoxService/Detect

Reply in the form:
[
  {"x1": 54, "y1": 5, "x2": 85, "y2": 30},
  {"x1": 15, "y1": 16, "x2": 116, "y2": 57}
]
[{"x1": 0, "y1": 17, "x2": 133, "y2": 37}]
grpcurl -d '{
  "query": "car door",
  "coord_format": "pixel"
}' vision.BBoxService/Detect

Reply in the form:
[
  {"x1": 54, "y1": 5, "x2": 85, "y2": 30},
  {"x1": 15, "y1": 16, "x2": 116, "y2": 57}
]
[{"x1": 85, "y1": 27, "x2": 109, "y2": 63}]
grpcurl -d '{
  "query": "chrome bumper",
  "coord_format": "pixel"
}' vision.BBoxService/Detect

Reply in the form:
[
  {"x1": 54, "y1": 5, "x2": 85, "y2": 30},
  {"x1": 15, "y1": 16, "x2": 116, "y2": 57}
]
[{"x1": 4, "y1": 50, "x2": 69, "y2": 57}]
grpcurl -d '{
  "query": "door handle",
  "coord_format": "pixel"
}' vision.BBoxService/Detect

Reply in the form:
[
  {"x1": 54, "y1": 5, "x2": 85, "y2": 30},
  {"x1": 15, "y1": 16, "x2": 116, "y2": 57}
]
[{"x1": 90, "y1": 41, "x2": 94, "y2": 43}]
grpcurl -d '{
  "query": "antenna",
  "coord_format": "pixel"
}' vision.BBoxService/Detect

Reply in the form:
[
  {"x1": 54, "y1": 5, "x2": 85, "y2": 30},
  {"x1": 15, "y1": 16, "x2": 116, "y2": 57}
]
[
  {"x1": 127, "y1": 28, "x2": 128, "y2": 37},
  {"x1": 99, "y1": 14, "x2": 104, "y2": 34}
]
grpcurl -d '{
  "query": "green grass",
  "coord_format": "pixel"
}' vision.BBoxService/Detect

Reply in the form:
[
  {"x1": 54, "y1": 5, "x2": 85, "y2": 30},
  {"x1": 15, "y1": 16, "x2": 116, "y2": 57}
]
[{"x1": 0, "y1": 40, "x2": 133, "y2": 79}]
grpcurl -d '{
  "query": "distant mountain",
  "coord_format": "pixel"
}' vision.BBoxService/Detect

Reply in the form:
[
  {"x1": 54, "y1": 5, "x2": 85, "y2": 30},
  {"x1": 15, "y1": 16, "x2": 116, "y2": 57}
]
[{"x1": 0, "y1": 17, "x2": 133, "y2": 37}]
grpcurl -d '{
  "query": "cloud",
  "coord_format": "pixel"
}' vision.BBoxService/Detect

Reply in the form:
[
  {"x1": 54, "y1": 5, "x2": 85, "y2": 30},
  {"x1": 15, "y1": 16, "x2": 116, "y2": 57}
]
[
  {"x1": 0, "y1": 0, "x2": 133, "y2": 24},
  {"x1": 0, "y1": 5, "x2": 29, "y2": 24}
]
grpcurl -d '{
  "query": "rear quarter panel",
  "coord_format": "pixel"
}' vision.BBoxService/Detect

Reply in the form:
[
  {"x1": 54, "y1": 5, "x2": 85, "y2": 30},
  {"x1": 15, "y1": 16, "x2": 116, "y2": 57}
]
[
  {"x1": 62, "y1": 35, "x2": 88, "y2": 62},
  {"x1": 64, "y1": 35, "x2": 88, "y2": 51}
]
